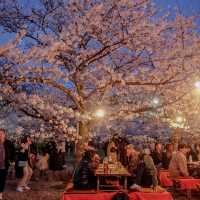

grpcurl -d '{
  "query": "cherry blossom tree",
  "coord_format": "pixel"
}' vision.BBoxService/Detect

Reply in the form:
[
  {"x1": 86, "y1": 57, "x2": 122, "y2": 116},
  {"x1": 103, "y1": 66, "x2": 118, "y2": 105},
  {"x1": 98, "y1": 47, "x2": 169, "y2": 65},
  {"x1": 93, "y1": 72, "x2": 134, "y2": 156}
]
[{"x1": 1, "y1": 0, "x2": 200, "y2": 158}]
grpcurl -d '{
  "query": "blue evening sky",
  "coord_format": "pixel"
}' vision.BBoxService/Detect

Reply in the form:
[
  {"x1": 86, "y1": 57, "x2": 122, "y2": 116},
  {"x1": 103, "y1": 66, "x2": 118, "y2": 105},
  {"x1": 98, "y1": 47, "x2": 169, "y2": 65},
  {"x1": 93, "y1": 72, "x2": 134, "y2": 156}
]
[
  {"x1": 155, "y1": 0, "x2": 200, "y2": 16},
  {"x1": 0, "y1": 0, "x2": 200, "y2": 45}
]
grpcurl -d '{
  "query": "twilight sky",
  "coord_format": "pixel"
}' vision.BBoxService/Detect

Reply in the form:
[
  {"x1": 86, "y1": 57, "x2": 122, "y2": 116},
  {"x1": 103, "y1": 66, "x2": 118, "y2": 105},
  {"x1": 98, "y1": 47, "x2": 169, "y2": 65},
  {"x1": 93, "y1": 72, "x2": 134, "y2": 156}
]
[{"x1": 155, "y1": 0, "x2": 200, "y2": 16}]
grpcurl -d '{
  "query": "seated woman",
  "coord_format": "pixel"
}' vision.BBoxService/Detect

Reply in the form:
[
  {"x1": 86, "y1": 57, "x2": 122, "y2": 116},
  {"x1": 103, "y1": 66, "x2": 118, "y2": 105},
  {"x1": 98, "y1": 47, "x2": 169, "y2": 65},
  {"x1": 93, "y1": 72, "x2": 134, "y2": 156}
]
[
  {"x1": 73, "y1": 149, "x2": 99, "y2": 190},
  {"x1": 169, "y1": 143, "x2": 189, "y2": 178},
  {"x1": 130, "y1": 148, "x2": 158, "y2": 191}
]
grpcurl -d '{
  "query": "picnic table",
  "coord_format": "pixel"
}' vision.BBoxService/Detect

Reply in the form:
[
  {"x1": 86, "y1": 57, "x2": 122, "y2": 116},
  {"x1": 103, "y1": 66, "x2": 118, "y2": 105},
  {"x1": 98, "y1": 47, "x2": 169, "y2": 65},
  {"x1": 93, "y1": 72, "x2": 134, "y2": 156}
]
[
  {"x1": 173, "y1": 177, "x2": 200, "y2": 200},
  {"x1": 95, "y1": 163, "x2": 131, "y2": 191}
]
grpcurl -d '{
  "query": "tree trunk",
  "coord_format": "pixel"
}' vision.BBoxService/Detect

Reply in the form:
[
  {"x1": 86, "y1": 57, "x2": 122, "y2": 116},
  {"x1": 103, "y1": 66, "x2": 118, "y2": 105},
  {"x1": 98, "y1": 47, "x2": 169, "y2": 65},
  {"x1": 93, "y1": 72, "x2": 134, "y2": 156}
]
[{"x1": 75, "y1": 121, "x2": 90, "y2": 163}]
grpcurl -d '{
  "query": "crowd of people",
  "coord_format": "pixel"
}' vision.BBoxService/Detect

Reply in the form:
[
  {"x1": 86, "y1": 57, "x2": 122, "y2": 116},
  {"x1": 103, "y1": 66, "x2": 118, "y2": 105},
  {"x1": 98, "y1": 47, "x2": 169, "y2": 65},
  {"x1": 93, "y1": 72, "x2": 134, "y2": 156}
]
[
  {"x1": 1, "y1": 128, "x2": 200, "y2": 199},
  {"x1": 73, "y1": 135, "x2": 200, "y2": 192}
]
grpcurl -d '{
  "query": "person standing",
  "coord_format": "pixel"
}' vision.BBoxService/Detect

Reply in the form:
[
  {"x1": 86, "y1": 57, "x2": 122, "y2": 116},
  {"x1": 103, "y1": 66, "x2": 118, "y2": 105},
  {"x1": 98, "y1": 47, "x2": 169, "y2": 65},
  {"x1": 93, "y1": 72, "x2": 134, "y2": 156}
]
[
  {"x1": 35, "y1": 150, "x2": 49, "y2": 177},
  {"x1": 26, "y1": 136, "x2": 37, "y2": 168},
  {"x1": 15, "y1": 137, "x2": 33, "y2": 192},
  {"x1": 57, "y1": 140, "x2": 66, "y2": 168},
  {"x1": 0, "y1": 129, "x2": 15, "y2": 200}
]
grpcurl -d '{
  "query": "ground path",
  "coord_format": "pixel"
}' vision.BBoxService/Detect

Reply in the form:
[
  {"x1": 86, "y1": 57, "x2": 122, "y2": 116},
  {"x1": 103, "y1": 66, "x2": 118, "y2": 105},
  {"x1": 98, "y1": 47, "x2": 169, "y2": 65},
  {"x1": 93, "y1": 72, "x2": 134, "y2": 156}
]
[
  {"x1": 3, "y1": 179, "x2": 200, "y2": 200},
  {"x1": 4, "y1": 180, "x2": 65, "y2": 200}
]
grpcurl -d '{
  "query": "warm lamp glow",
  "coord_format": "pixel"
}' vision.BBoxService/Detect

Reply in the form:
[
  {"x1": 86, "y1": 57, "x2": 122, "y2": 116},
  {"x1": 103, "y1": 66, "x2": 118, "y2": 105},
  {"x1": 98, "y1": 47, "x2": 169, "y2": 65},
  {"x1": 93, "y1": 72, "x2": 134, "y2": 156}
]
[
  {"x1": 176, "y1": 116, "x2": 183, "y2": 123},
  {"x1": 195, "y1": 81, "x2": 200, "y2": 90},
  {"x1": 95, "y1": 109, "x2": 105, "y2": 118},
  {"x1": 152, "y1": 97, "x2": 159, "y2": 105}
]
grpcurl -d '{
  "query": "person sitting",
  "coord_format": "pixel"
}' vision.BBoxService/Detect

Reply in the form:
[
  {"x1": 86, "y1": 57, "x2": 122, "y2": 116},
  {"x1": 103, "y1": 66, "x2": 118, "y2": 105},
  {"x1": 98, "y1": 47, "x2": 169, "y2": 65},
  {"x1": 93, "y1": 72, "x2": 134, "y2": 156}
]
[
  {"x1": 108, "y1": 147, "x2": 118, "y2": 163},
  {"x1": 125, "y1": 144, "x2": 139, "y2": 187},
  {"x1": 162, "y1": 143, "x2": 174, "y2": 170},
  {"x1": 93, "y1": 153, "x2": 101, "y2": 165},
  {"x1": 186, "y1": 145, "x2": 195, "y2": 163},
  {"x1": 73, "y1": 149, "x2": 99, "y2": 190},
  {"x1": 169, "y1": 143, "x2": 189, "y2": 178},
  {"x1": 192, "y1": 144, "x2": 200, "y2": 162},
  {"x1": 107, "y1": 139, "x2": 117, "y2": 159},
  {"x1": 151, "y1": 143, "x2": 164, "y2": 169},
  {"x1": 130, "y1": 148, "x2": 158, "y2": 191}
]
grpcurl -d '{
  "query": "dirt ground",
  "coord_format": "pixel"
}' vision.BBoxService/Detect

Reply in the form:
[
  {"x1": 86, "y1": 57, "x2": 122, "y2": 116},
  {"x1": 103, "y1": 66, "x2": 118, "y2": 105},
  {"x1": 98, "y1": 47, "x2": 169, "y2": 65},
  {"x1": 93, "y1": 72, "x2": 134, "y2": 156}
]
[
  {"x1": 3, "y1": 179, "x2": 65, "y2": 200},
  {"x1": 3, "y1": 179, "x2": 200, "y2": 200}
]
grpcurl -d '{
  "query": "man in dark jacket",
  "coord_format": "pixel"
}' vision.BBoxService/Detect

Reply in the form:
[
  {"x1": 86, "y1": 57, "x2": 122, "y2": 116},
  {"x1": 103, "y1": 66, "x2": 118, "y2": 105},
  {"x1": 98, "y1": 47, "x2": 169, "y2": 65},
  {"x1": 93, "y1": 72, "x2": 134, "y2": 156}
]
[
  {"x1": 73, "y1": 150, "x2": 98, "y2": 189},
  {"x1": 0, "y1": 129, "x2": 15, "y2": 200}
]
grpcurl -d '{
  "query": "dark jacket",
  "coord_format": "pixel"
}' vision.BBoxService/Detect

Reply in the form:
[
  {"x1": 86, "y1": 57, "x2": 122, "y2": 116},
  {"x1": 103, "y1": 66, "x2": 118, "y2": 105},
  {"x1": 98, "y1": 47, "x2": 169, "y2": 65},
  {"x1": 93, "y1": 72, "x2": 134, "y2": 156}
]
[
  {"x1": 151, "y1": 151, "x2": 163, "y2": 167},
  {"x1": 135, "y1": 154, "x2": 158, "y2": 187},
  {"x1": 187, "y1": 150, "x2": 199, "y2": 162},
  {"x1": 162, "y1": 152, "x2": 172, "y2": 169},
  {"x1": 73, "y1": 159, "x2": 97, "y2": 189},
  {"x1": 15, "y1": 150, "x2": 29, "y2": 178},
  {"x1": 192, "y1": 151, "x2": 200, "y2": 161},
  {"x1": 4, "y1": 140, "x2": 15, "y2": 170},
  {"x1": 126, "y1": 152, "x2": 139, "y2": 175}
]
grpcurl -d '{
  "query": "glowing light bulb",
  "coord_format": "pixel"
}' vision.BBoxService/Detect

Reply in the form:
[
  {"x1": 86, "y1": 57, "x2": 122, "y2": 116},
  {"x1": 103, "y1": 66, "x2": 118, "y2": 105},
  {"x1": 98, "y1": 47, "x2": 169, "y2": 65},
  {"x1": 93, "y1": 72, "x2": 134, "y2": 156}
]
[
  {"x1": 152, "y1": 97, "x2": 159, "y2": 105},
  {"x1": 176, "y1": 116, "x2": 183, "y2": 123},
  {"x1": 95, "y1": 109, "x2": 105, "y2": 118}
]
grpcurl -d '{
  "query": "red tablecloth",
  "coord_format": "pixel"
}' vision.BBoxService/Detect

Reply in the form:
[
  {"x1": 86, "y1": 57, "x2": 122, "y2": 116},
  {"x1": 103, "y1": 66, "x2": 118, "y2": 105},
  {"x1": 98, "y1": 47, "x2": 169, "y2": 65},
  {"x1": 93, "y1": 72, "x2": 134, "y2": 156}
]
[
  {"x1": 176, "y1": 178, "x2": 200, "y2": 190},
  {"x1": 62, "y1": 192, "x2": 173, "y2": 200},
  {"x1": 133, "y1": 192, "x2": 173, "y2": 200},
  {"x1": 62, "y1": 192, "x2": 116, "y2": 200},
  {"x1": 159, "y1": 171, "x2": 173, "y2": 187}
]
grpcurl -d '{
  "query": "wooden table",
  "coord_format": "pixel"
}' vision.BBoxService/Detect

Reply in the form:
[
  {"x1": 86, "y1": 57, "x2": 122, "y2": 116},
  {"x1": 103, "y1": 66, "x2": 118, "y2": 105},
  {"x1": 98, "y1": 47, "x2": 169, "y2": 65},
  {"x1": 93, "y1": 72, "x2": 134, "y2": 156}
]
[{"x1": 95, "y1": 163, "x2": 131, "y2": 191}]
